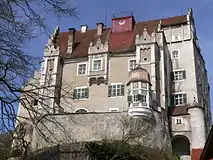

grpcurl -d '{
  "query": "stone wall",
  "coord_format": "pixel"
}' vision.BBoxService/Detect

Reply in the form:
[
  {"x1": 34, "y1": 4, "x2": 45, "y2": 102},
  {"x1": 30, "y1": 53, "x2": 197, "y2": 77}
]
[{"x1": 31, "y1": 111, "x2": 171, "y2": 152}]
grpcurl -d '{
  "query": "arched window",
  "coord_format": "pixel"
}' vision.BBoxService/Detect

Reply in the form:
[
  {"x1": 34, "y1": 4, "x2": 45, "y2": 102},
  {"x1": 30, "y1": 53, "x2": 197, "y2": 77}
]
[
  {"x1": 74, "y1": 108, "x2": 88, "y2": 113},
  {"x1": 172, "y1": 135, "x2": 190, "y2": 159}
]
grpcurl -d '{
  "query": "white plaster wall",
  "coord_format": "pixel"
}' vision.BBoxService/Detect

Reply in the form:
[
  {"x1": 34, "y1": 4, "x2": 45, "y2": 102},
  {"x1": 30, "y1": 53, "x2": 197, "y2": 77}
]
[
  {"x1": 167, "y1": 40, "x2": 197, "y2": 104},
  {"x1": 171, "y1": 115, "x2": 191, "y2": 132},
  {"x1": 188, "y1": 107, "x2": 206, "y2": 149},
  {"x1": 163, "y1": 24, "x2": 191, "y2": 43}
]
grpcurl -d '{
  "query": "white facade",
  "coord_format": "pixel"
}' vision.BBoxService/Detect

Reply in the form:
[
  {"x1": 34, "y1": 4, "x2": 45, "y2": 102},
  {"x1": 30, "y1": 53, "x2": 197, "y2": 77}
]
[{"x1": 16, "y1": 8, "x2": 211, "y2": 160}]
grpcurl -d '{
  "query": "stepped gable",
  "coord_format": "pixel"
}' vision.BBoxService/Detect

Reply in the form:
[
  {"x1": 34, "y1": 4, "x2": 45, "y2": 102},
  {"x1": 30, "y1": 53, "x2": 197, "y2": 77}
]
[{"x1": 59, "y1": 15, "x2": 187, "y2": 58}]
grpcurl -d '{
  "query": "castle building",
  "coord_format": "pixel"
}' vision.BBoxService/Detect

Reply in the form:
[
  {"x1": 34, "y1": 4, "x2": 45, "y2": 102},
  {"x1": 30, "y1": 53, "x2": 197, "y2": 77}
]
[{"x1": 16, "y1": 9, "x2": 212, "y2": 160}]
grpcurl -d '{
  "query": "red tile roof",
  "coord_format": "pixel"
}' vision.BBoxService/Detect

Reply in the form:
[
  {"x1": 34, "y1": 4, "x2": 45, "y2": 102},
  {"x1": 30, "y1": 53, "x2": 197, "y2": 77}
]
[
  {"x1": 59, "y1": 15, "x2": 187, "y2": 58},
  {"x1": 168, "y1": 106, "x2": 189, "y2": 116}
]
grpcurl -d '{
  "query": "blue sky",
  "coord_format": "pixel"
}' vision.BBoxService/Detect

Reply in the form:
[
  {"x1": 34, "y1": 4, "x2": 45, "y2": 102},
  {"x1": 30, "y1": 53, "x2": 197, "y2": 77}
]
[{"x1": 26, "y1": 0, "x2": 213, "y2": 113}]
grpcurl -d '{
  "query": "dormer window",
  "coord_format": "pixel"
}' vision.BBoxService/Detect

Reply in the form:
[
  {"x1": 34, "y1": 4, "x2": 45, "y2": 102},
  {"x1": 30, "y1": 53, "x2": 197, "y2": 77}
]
[{"x1": 92, "y1": 59, "x2": 102, "y2": 71}]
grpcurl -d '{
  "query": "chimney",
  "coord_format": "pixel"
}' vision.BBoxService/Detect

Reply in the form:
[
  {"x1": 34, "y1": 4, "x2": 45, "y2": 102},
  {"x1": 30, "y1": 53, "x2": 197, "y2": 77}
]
[
  {"x1": 81, "y1": 25, "x2": 88, "y2": 33},
  {"x1": 67, "y1": 28, "x2": 76, "y2": 54},
  {"x1": 96, "y1": 22, "x2": 104, "y2": 35}
]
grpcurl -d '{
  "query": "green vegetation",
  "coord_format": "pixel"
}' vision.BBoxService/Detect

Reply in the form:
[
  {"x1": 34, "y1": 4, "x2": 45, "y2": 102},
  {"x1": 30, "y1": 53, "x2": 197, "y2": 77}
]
[{"x1": 86, "y1": 140, "x2": 180, "y2": 160}]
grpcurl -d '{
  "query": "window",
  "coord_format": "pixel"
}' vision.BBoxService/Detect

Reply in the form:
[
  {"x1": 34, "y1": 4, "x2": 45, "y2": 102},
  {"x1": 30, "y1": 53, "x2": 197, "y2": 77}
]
[
  {"x1": 172, "y1": 33, "x2": 180, "y2": 41},
  {"x1": 108, "y1": 84, "x2": 125, "y2": 97},
  {"x1": 143, "y1": 57, "x2": 148, "y2": 61},
  {"x1": 77, "y1": 63, "x2": 87, "y2": 75},
  {"x1": 128, "y1": 89, "x2": 147, "y2": 105},
  {"x1": 92, "y1": 59, "x2": 102, "y2": 71},
  {"x1": 75, "y1": 108, "x2": 88, "y2": 113},
  {"x1": 73, "y1": 87, "x2": 89, "y2": 99},
  {"x1": 173, "y1": 70, "x2": 186, "y2": 81},
  {"x1": 172, "y1": 50, "x2": 180, "y2": 59},
  {"x1": 47, "y1": 59, "x2": 54, "y2": 73},
  {"x1": 133, "y1": 94, "x2": 146, "y2": 103},
  {"x1": 109, "y1": 108, "x2": 119, "y2": 112},
  {"x1": 173, "y1": 93, "x2": 187, "y2": 106},
  {"x1": 175, "y1": 118, "x2": 183, "y2": 124},
  {"x1": 129, "y1": 59, "x2": 137, "y2": 71}
]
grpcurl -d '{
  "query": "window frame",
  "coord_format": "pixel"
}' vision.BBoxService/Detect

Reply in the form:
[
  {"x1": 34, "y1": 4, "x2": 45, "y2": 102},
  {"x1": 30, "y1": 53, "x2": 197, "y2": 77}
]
[
  {"x1": 175, "y1": 117, "x2": 183, "y2": 124},
  {"x1": 173, "y1": 69, "x2": 186, "y2": 81},
  {"x1": 109, "y1": 108, "x2": 119, "y2": 112},
  {"x1": 172, "y1": 92, "x2": 187, "y2": 106},
  {"x1": 171, "y1": 50, "x2": 180, "y2": 59},
  {"x1": 108, "y1": 83, "x2": 125, "y2": 97},
  {"x1": 128, "y1": 59, "x2": 137, "y2": 71},
  {"x1": 92, "y1": 58, "x2": 102, "y2": 71},
  {"x1": 73, "y1": 86, "x2": 89, "y2": 100},
  {"x1": 77, "y1": 63, "x2": 87, "y2": 76},
  {"x1": 74, "y1": 108, "x2": 89, "y2": 113}
]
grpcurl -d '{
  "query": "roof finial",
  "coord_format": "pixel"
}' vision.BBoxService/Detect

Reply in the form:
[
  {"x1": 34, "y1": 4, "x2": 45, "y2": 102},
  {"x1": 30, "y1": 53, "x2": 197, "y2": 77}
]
[
  {"x1": 187, "y1": 8, "x2": 193, "y2": 16},
  {"x1": 157, "y1": 20, "x2": 162, "y2": 31},
  {"x1": 192, "y1": 97, "x2": 200, "y2": 107}
]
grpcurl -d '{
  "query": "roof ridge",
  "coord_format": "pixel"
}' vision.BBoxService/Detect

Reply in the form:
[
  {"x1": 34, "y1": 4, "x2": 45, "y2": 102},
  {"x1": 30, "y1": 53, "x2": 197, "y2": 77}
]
[
  {"x1": 60, "y1": 15, "x2": 187, "y2": 33},
  {"x1": 59, "y1": 14, "x2": 187, "y2": 58}
]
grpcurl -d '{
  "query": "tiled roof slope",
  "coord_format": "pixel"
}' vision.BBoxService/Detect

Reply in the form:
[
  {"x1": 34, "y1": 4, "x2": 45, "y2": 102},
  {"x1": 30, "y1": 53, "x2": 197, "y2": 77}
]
[{"x1": 59, "y1": 15, "x2": 187, "y2": 58}]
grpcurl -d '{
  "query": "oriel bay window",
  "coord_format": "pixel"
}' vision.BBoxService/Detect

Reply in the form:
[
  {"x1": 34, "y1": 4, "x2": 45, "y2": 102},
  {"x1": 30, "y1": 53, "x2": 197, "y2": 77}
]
[{"x1": 128, "y1": 89, "x2": 148, "y2": 105}]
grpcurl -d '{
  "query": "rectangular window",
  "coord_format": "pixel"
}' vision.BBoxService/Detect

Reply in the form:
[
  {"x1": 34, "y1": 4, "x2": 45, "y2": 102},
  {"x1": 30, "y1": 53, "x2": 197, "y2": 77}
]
[
  {"x1": 47, "y1": 59, "x2": 54, "y2": 73},
  {"x1": 173, "y1": 93, "x2": 187, "y2": 106},
  {"x1": 92, "y1": 59, "x2": 102, "y2": 71},
  {"x1": 109, "y1": 108, "x2": 119, "y2": 112},
  {"x1": 108, "y1": 84, "x2": 125, "y2": 97},
  {"x1": 77, "y1": 63, "x2": 87, "y2": 75},
  {"x1": 133, "y1": 94, "x2": 146, "y2": 103},
  {"x1": 175, "y1": 118, "x2": 183, "y2": 124},
  {"x1": 73, "y1": 87, "x2": 89, "y2": 99},
  {"x1": 173, "y1": 70, "x2": 186, "y2": 81},
  {"x1": 171, "y1": 50, "x2": 180, "y2": 59},
  {"x1": 129, "y1": 59, "x2": 136, "y2": 71}
]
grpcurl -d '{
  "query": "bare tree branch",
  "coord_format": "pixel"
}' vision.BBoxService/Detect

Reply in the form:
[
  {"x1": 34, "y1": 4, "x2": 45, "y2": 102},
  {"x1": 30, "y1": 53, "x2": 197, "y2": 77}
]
[{"x1": 0, "y1": 0, "x2": 77, "y2": 159}]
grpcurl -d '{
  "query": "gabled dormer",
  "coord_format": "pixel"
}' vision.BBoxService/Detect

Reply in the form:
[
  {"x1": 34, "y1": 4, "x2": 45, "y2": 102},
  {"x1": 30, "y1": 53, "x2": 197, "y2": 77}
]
[
  {"x1": 135, "y1": 28, "x2": 157, "y2": 45},
  {"x1": 88, "y1": 37, "x2": 109, "y2": 85},
  {"x1": 39, "y1": 26, "x2": 63, "y2": 113}
]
